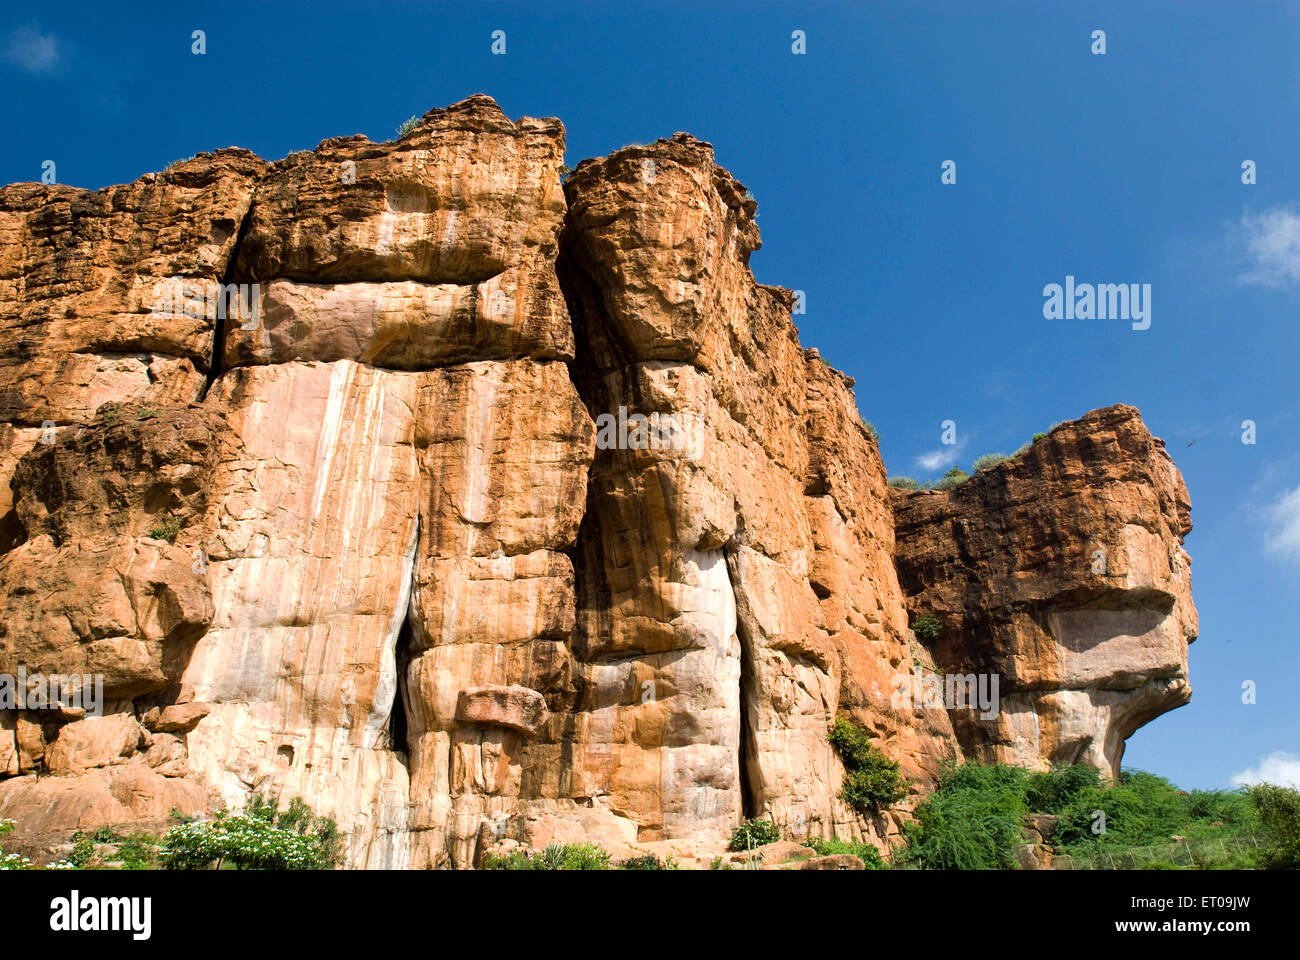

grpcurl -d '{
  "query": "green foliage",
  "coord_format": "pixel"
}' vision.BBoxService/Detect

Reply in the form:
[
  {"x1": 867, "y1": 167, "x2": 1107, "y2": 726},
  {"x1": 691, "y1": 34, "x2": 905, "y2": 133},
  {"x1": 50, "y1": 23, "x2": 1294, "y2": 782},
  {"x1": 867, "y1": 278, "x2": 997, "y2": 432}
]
[
  {"x1": 150, "y1": 513, "x2": 183, "y2": 543},
  {"x1": 972, "y1": 452, "x2": 1007, "y2": 473},
  {"x1": 483, "y1": 842, "x2": 611, "y2": 870},
  {"x1": 1032, "y1": 432, "x2": 1047, "y2": 442},
  {"x1": 98, "y1": 404, "x2": 122, "y2": 424},
  {"x1": 94, "y1": 826, "x2": 119, "y2": 843},
  {"x1": 828, "y1": 716, "x2": 909, "y2": 813},
  {"x1": 932, "y1": 466, "x2": 969, "y2": 491},
  {"x1": 559, "y1": 163, "x2": 574, "y2": 178},
  {"x1": 136, "y1": 407, "x2": 156, "y2": 421},
  {"x1": 887, "y1": 476, "x2": 921, "y2": 491},
  {"x1": 901, "y1": 762, "x2": 1032, "y2": 869},
  {"x1": 910, "y1": 614, "x2": 942, "y2": 642},
  {"x1": 903, "y1": 762, "x2": 1263, "y2": 870},
  {"x1": 162, "y1": 794, "x2": 343, "y2": 870},
  {"x1": 116, "y1": 833, "x2": 161, "y2": 870},
  {"x1": 806, "y1": 835, "x2": 886, "y2": 869},
  {"x1": 1250, "y1": 783, "x2": 1300, "y2": 868},
  {"x1": 862, "y1": 419, "x2": 880, "y2": 442},
  {"x1": 727, "y1": 818, "x2": 781, "y2": 851},
  {"x1": 69, "y1": 832, "x2": 94, "y2": 867},
  {"x1": 395, "y1": 115, "x2": 421, "y2": 138},
  {"x1": 618, "y1": 853, "x2": 678, "y2": 870}
]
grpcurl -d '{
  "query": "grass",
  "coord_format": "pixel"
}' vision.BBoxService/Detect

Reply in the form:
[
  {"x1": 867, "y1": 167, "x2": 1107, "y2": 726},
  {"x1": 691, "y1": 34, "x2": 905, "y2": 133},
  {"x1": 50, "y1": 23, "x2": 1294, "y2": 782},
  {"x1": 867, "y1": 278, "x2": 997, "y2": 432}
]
[
  {"x1": 150, "y1": 513, "x2": 183, "y2": 543},
  {"x1": 900, "y1": 762, "x2": 1272, "y2": 870},
  {"x1": 806, "y1": 835, "x2": 886, "y2": 869}
]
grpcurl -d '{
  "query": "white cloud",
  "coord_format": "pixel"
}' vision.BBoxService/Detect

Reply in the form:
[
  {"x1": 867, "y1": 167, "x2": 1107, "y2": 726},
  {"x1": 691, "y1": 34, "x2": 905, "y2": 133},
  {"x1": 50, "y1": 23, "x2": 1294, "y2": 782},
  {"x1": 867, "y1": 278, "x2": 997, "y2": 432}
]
[
  {"x1": 3, "y1": 25, "x2": 61, "y2": 74},
  {"x1": 1264, "y1": 485, "x2": 1300, "y2": 561},
  {"x1": 1232, "y1": 751, "x2": 1300, "y2": 789},
  {"x1": 1238, "y1": 206, "x2": 1300, "y2": 288},
  {"x1": 915, "y1": 444, "x2": 964, "y2": 473}
]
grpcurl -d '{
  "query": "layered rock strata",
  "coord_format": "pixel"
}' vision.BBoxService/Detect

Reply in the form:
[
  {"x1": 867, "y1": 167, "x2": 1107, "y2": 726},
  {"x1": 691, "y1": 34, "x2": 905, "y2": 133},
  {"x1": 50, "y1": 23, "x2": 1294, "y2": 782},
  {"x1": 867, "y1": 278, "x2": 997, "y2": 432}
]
[{"x1": 0, "y1": 96, "x2": 1196, "y2": 867}]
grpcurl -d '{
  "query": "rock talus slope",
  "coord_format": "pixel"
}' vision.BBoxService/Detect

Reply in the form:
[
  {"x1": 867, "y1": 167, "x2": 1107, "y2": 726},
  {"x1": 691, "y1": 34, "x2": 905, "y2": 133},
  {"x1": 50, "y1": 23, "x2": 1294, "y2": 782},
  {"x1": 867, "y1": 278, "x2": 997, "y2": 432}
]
[{"x1": 0, "y1": 96, "x2": 1196, "y2": 866}]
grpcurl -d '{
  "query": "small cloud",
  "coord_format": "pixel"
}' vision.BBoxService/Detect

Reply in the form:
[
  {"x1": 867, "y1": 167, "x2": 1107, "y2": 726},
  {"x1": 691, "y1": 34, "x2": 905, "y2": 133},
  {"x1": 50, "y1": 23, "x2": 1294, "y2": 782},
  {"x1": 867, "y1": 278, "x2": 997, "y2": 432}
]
[
  {"x1": 3, "y1": 25, "x2": 61, "y2": 74},
  {"x1": 1237, "y1": 206, "x2": 1300, "y2": 289},
  {"x1": 1232, "y1": 751, "x2": 1300, "y2": 789},
  {"x1": 1263, "y1": 485, "x2": 1300, "y2": 561},
  {"x1": 915, "y1": 444, "x2": 964, "y2": 473}
]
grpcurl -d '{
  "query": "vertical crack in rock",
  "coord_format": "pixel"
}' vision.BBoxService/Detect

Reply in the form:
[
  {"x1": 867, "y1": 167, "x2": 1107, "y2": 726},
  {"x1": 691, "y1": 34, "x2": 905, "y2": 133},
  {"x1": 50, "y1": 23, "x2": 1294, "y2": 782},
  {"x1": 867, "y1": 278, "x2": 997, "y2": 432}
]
[
  {"x1": 723, "y1": 538, "x2": 760, "y2": 820},
  {"x1": 199, "y1": 198, "x2": 258, "y2": 400}
]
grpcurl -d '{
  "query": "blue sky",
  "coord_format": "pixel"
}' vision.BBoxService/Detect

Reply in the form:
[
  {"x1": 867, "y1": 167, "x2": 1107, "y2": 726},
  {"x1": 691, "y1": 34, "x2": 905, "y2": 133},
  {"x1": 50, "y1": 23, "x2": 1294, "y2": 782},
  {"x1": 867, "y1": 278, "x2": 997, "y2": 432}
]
[{"x1": 3, "y1": 0, "x2": 1297, "y2": 791}]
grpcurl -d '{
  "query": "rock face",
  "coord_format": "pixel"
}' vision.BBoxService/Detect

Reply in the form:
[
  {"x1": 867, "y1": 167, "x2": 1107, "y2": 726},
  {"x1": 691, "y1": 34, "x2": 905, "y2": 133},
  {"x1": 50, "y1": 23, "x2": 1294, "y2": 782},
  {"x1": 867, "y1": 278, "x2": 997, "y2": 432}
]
[
  {"x1": 0, "y1": 96, "x2": 1197, "y2": 867},
  {"x1": 891, "y1": 407, "x2": 1197, "y2": 778}
]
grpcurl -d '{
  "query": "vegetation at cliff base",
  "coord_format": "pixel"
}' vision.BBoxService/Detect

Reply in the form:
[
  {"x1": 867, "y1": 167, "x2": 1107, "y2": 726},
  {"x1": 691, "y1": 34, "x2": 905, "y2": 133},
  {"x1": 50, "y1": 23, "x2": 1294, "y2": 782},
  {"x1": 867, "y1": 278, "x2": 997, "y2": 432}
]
[
  {"x1": 1250, "y1": 783, "x2": 1300, "y2": 869},
  {"x1": 900, "y1": 762, "x2": 1282, "y2": 870},
  {"x1": 727, "y1": 818, "x2": 781, "y2": 851},
  {"x1": 483, "y1": 842, "x2": 611, "y2": 870},
  {"x1": 828, "y1": 717, "x2": 909, "y2": 813},
  {"x1": 806, "y1": 835, "x2": 886, "y2": 868},
  {"x1": 887, "y1": 476, "x2": 921, "y2": 491},
  {"x1": 162, "y1": 795, "x2": 343, "y2": 870}
]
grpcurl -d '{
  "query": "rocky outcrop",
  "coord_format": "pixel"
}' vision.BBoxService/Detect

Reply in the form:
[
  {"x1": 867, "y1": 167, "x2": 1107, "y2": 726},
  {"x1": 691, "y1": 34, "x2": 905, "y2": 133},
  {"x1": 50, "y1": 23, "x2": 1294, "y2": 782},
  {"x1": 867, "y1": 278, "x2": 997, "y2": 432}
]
[
  {"x1": 0, "y1": 96, "x2": 1197, "y2": 867},
  {"x1": 891, "y1": 407, "x2": 1197, "y2": 777}
]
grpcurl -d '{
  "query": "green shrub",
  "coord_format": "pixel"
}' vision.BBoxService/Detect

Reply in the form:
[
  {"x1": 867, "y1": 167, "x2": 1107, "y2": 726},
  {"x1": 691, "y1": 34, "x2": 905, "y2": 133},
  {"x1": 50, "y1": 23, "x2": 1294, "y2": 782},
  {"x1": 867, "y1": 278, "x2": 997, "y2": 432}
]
[
  {"x1": 972, "y1": 452, "x2": 1007, "y2": 473},
  {"x1": 932, "y1": 467, "x2": 968, "y2": 491},
  {"x1": 136, "y1": 407, "x2": 157, "y2": 421},
  {"x1": 828, "y1": 717, "x2": 909, "y2": 813},
  {"x1": 1032, "y1": 432, "x2": 1047, "y2": 442},
  {"x1": 150, "y1": 514, "x2": 183, "y2": 543},
  {"x1": 116, "y1": 833, "x2": 160, "y2": 870},
  {"x1": 806, "y1": 835, "x2": 886, "y2": 869},
  {"x1": 162, "y1": 794, "x2": 343, "y2": 870},
  {"x1": 483, "y1": 842, "x2": 611, "y2": 870},
  {"x1": 618, "y1": 853, "x2": 677, "y2": 870},
  {"x1": 888, "y1": 476, "x2": 921, "y2": 491},
  {"x1": 727, "y1": 818, "x2": 781, "y2": 851},
  {"x1": 901, "y1": 762, "x2": 1032, "y2": 869},
  {"x1": 862, "y1": 420, "x2": 880, "y2": 443},
  {"x1": 911, "y1": 614, "x2": 942, "y2": 642},
  {"x1": 395, "y1": 115, "x2": 421, "y2": 138},
  {"x1": 69, "y1": 832, "x2": 94, "y2": 867},
  {"x1": 1250, "y1": 783, "x2": 1300, "y2": 869}
]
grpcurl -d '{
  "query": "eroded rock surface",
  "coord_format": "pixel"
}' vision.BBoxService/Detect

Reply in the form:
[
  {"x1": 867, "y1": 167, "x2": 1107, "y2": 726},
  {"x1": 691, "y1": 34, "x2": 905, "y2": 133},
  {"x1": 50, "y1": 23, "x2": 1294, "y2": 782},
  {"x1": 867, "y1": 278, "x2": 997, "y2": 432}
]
[
  {"x1": 0, "y1": 96, "x2": 1196, "y2": 867},
  {"x1": 891, "y1": 406, "x2": 1197, "y2": 777}
]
